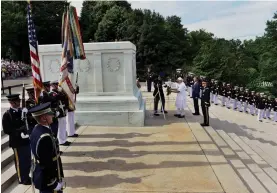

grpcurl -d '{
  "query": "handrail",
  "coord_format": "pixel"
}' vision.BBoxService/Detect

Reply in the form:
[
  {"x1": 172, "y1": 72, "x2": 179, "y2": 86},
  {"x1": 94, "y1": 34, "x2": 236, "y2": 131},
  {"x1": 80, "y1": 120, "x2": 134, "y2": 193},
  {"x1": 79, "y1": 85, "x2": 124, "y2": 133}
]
[{"x1": 1, "y1": 83, "x2": 31, "y2": 95}]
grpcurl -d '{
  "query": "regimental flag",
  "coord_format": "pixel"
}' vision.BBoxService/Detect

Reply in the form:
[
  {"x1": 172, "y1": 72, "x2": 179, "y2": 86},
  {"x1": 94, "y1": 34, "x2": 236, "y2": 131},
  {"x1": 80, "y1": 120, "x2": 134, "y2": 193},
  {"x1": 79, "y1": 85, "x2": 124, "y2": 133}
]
[
  {"x1": 27, "y1": 1, "x2": 43, "y2": 103},
  {"x1": 59, "y1": 8, "x2": 76, "y2": 110}
]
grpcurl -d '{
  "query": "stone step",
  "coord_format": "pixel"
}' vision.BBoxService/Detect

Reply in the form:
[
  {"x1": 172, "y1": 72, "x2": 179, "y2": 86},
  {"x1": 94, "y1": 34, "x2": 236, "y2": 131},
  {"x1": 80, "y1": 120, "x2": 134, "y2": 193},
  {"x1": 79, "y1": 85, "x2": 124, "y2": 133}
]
[
  {"x1": 2, "y1": 129, "x2": 5, "y2": 137},
  {"x1": 2, "y1": 135, "x2": 9, "y2": 150},
  {"x1": 3, "y1": 181, "x2": 32, "y2": 193},
  {"x1": 1, "y1": 162, "x2": 17, "y2": 192},
  {"x1": 1, "y1": 147, "x2": 14, "y2": 169}
]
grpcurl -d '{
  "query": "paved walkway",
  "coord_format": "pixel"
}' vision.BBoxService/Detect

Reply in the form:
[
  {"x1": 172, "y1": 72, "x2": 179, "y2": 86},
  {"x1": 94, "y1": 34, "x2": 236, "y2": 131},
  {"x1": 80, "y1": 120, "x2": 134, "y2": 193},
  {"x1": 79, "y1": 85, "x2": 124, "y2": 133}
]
[{"x1": 4, "y1": 86, "x2": 277, "y2": 193}]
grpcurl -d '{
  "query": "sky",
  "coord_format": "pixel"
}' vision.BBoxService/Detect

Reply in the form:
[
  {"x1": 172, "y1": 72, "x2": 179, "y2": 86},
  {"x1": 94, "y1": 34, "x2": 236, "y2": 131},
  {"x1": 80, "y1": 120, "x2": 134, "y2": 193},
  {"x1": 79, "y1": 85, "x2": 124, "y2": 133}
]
[{"x1": 71, "y1": 1, "x2": 277, "y2": 41}]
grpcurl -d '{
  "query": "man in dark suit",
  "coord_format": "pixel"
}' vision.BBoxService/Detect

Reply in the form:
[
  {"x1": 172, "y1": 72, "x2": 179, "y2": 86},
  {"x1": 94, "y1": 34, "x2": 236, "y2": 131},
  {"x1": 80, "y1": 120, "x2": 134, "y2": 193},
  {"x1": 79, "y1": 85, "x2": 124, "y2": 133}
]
[
  {"x1": 201, "y1": 78, "x2": 211, "y2": 126},
  {"x1": 192, "y1": 76, "x2": 200, "y2": 115}
]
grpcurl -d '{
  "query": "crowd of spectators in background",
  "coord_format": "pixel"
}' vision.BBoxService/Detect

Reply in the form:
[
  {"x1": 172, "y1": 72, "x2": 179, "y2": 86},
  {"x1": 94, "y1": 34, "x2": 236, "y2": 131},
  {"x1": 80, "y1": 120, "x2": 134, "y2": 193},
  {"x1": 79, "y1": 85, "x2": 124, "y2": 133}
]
[{"x1": 1, "y1": 59, "x2": 32, "y2": 80}]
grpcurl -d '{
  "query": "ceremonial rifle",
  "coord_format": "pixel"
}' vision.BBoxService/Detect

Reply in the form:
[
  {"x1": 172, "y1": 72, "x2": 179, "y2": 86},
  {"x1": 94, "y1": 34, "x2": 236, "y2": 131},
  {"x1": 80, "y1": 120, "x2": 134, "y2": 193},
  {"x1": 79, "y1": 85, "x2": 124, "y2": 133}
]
[{"x1": 21, "y1": 84, "x2": 35, "y2": 193}]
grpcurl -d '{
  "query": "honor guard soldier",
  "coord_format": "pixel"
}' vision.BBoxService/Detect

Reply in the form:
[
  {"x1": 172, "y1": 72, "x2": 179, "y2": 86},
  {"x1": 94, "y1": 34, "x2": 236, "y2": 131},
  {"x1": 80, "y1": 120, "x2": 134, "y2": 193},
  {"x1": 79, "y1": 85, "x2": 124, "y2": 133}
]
[
  {"x1": 146, "y1": 67, "x2": 153, "y2": 92},
  {"x1": 249, "y1": 91, "x2": 256, "y2": 115},
  {"x1": 231, "y1": 86, "x2": 239, "y2": 110},
  {"x1": 273, "y1": 98, "x2": 277, "y2": 122},
  {"x1": 29, "y1": 102, "x2": 65, "y2": 193},
  {"x1": 2, "y1": 94, "x2": 31, "y2": 185},
  {"x1": 257, "y1": 93, "x2": 266, "y2": 122},
  {"x1": 226, "y1": 84, "x2": 232, "y2": 108},
  {"x1": 219, "y1": 82, "x2": 227, "y2": 106},
  {"x1": 264, "y1": 96, "x2": 273, "y2": 119},
  {"x1": 237, "y1": 87, "x2": 245, "y2": 112},
  {"x1": 213, "y1": 80, "x2": 219, "y2": 105},
  {"x1": 243, "y1": 89, "x2": 250, "y2": 113},
  {"x1": 66, "y1": 83, "x2": 79, "y2": 138},
  {"x1": 49, "y1": 81, "x2": 71, "y2": 146},
  {"x1": 26, "y1": 87, "x2": 38, "y2": 130},
  {"x1": 153, "y1": 74, "x2": 167, "y2": 116},
  {"x1": 200, "y1": 78, "x2": 210, "y2": 126},
  {"x1": 210, "y1": 79, "x2": 215, "y2": 103},
  {"x1": 38, "y1": 81, "x2": 52, "y2": 104},
  {"x1": 254, "y1": 92, "x2": 260, "y2": 115}
]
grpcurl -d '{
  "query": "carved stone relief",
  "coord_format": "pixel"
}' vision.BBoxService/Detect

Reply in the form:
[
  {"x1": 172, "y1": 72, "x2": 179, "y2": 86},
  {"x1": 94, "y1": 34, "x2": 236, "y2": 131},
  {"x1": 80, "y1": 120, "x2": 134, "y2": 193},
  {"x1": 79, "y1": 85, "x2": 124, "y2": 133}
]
[
  {"x1": 106, "y1": 57, "x2": 120, "y2": 72},
  {"x1": 76, "y1": 59, "x2": 92, "y2": 72},
  {"x1": 48, "y1": 59, "x2": 60, "y2": 73}
]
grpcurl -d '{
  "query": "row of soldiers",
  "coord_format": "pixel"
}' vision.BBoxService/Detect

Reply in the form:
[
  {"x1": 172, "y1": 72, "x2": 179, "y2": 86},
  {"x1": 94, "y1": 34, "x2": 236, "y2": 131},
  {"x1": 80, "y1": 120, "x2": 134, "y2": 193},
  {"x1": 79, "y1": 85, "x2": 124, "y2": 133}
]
[
  {"x1": 184, "y1": 73, "x2": 277, "y2": 122},
  {"x1": 2, "y1": 80, "x2": 79, "y2": 192}
]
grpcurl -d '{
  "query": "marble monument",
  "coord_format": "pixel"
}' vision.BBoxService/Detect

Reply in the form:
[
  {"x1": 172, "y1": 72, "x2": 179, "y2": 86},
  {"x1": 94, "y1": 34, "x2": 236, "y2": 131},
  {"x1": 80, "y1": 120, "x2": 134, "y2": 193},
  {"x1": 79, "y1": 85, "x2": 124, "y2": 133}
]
[{"x1": 38, "y1": 41, "x2": 145, "y2": 126}]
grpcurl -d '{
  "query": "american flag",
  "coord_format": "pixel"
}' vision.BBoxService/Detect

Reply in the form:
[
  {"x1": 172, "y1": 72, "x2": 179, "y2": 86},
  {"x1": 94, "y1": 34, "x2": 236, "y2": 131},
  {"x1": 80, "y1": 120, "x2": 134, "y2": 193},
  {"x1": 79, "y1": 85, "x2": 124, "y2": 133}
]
[{"x1": 27, "y1": 1, "x2": 43, "y2": 103}]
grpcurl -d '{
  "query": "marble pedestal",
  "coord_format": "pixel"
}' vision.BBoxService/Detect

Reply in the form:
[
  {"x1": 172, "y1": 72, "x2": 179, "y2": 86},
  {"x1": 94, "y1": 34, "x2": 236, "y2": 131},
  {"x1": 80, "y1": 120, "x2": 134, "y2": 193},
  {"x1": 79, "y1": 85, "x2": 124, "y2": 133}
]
[{"x1": 38, "y1": 42, "x2": 145, "y2": 126}]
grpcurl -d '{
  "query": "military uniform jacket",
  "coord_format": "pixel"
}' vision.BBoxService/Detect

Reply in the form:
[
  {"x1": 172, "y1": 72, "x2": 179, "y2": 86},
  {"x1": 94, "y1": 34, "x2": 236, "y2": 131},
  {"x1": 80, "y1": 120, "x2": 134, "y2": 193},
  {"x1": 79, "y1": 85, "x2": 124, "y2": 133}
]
[
  {"x1": 273, "y1": 101, "x2": 277, "y2": 112},
  {"x1": 231, "y1": 89, "x2": 239, "y2": 99},
  {"x1": 186, "y1": 76, "x2": 192, "y2": 87},
  {"x1": 26, "y1": 98, "x2": 37, "y2": 131},
  {"x1": 219, "y1": 85, "x2": 226, "y2": 96},
  {"x1": 225, "y1": 87, "x2": 232, "y2": 98},
  {"x1": 2, "y1": 108, "x2": 29, "y2": 148},
  {"x1": 238, "y1": 91, "x2": 245, "y2": 102},
  {"x1": 243, "y1": 92, "x2": 250, "y2": 103},
  {"x1": 265, "y1": 99, "x2": 273, "y2": 109},
  {"x1": 49, "y1": 89, "x2": 69, "y2": 118},
  {"x1": 257, "y1": 97, "x2": 266, "y2": 109},
  {"x1": 212, "y1": 85, "x2": 219, "y2": 95},
  {"x1": 30, "y1": 124, "x2": 64, "y2": 191},
  {"x1": 201, "y1": 87, "x2": 211, "y2": 107},
  {"x1": 153, "y1": 80, "x2": 164, "y2": 98},
  {"x1": 249, "y1": 94, "x2": 256, "y2": 105}
]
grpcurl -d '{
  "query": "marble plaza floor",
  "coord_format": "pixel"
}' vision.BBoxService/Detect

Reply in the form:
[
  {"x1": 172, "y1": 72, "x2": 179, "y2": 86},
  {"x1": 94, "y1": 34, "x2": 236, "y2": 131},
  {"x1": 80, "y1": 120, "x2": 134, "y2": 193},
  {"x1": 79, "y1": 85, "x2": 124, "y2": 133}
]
[{"x1": 4, "y1": 86, "x2": 277, "y2": 193}]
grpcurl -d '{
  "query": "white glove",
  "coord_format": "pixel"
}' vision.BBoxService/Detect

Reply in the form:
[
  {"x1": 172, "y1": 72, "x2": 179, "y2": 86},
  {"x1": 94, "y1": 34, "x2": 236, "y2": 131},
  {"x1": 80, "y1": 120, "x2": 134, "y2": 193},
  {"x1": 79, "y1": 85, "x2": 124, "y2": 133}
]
[
  {"x1": 22, "y1": 108, "x2": 28, "y2": 114},
  {"x1": 55, "y1": 111, "x2": 60, "y2": 117},
  {"x1": 65, "y1": 110, "x2": 68, "y2": 114},
  {"x1": 54, "y1": 182, "x2": 64, "y2": 191},
  {"x1": 21, "y1": 132, "x2": 29, "y2": 139}
]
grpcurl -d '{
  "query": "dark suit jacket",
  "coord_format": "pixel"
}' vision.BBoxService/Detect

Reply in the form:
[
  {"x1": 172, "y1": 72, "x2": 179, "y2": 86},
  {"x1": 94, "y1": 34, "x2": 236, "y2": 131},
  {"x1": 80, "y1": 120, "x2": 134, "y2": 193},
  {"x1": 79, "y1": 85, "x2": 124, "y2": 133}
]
[{"x1": 192, "y1": 82, "x2": 200, "y2": 98}]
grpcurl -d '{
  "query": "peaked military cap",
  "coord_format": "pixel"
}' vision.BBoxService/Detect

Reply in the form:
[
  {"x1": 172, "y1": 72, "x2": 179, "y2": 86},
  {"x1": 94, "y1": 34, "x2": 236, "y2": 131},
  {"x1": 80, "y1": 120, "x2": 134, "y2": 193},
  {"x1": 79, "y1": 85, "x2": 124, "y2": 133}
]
[
  {"x1": 6, "y1": 94, "x2": 20, "y2": 101},
  {"x1": 26, "y1": 87, "x2": 34, "y2": 93},
  {"x1": 43, "y1": 81, "x2": 50, "y2": 86},
  {"x1": 50, "y1": 80, "x2": 59, "y2": 85},
  {"x1": 28, "y1": 102, "x2": 54, "y2": 117},
  {"x1": 251, "y1": 91, "x2": 255, "y2": 92}
]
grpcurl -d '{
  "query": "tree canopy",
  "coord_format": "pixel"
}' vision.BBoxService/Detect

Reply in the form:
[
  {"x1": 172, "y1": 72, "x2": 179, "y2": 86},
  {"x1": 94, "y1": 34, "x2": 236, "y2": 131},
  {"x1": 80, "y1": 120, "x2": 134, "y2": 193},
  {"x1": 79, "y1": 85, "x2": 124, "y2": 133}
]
[{"x1": 1, "y1": 1, "x2": 276, "y2": 96}]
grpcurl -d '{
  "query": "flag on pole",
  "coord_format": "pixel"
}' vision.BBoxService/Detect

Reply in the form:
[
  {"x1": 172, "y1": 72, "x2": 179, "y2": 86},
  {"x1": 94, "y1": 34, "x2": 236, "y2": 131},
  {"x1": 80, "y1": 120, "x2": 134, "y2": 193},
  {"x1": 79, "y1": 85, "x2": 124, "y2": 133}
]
[
  {"x1": 59, "y1": 8, "x2": 76, "y2": 110},
  {"x1": 27, "y1": 1, "x2": 43, "y2": 103}
]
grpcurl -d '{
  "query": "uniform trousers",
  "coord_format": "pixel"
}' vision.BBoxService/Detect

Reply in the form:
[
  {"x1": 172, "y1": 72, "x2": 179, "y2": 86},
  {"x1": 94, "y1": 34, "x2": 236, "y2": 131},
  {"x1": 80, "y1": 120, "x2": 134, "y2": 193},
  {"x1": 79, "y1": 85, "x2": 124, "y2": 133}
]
[
  {"x1": 226, "y1": 97, "x2": 232, "y2": 108},
  {"x1": 201, "y1": 105, "x2": 209, "y2": 125},
  {"x1": 221, "y1": 96, "x2": 226, "y2": 106},
  {"x1": 176, "y1": 108, "x2": 185, "y2": 116},
  {"x1": 243, "y1": 102, "x2": 248, "y2": 113},
  {"x1": 257, "y1": 109, "x2": 264, "y2": 121},
  {"x1": 13, "y1": 145, "x2": 31, "y2": 183},
  {"x1": 147, "y1": 80, "x2": 152, "y2": 92},
  {"x1": 233, "y1": 99, "x2": 238, "y2": 110},
  {"x1": 273, "y1": 112, "x2": 277, "y2": 122},
  {"x1": 66, "y1": 111, "x2": 76, "y2": 136},
  {"x1": 213, "y1": 95, "x2": 218, "y2": 104},
  {"x1": 264, "y1": 109, "x2": 271, "y2": 119},
  {"x1": 58, "y1": 117, "x2": 67, "y2": 144},
  {"x1": 210, "y1": 93, "x2": 214, "y2": 102},
  {"x1": 249, "y1": 105, "x2": 255, "y2": 115},
  {"x1": 237, "y1": 100, "x2": 243, "y2": 112}
]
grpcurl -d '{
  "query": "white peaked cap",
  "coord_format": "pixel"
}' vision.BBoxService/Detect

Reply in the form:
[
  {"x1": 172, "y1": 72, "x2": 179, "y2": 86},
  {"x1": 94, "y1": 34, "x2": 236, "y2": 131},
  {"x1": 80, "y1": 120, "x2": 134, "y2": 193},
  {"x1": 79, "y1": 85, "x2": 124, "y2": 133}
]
[{"x1": 177, "y1": 77, "x2": 183, "y2": 81}]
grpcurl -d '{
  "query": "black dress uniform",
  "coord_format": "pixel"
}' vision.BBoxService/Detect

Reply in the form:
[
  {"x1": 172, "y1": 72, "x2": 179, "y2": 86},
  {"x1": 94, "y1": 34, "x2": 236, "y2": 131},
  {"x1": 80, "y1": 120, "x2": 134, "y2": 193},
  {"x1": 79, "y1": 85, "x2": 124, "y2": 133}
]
[
  {"x1": 29, "y1": 102, "x2": 64, "y2": 193},
  {"x1": 201, "y1": 79, "x2": 210, "y2": 126},
  {"x1": 146, "y1": 71, "x2": 153, "y2": 92},
  {"x1": 153, "y1": 76, "x2": 167, "y2": 116},
  {"x1": 2, "y1": 94, "x2": 31, "y2": 185}
]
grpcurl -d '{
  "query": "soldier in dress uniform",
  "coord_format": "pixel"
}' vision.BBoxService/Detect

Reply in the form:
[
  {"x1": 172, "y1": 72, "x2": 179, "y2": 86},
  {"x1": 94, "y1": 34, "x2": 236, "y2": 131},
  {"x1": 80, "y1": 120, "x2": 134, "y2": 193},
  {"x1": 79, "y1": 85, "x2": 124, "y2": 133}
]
[
  {"x1": 214, "y1": 80, "x2": 220, "y2": 105},
  {"x1": 273, "y1": 98, "x2": 277, "y2": 122},
  {"x1": 146, "y1": 67, "x2": 153, "y2": 92},
  {"x1": 66, "y1": 82, "x2": 79, "y2": 138},
  {"x1": 200, "y1": 78, "x2": 210, "y2": 126},
  {"x1": 255, "y1": 92, "x2": 260, "y2": 115},
  {"x1": 219, "y1": 82, "x2": 227, "y2": 106},
  {"x1": 237, "y1": 87, "x2": 245, "y2": 112},
  {"x1": 231, "y1": 86, "x2": 239, "y2": 110},
  {"x1": 49, "y1": 81, "x2": 71, "y2": 146},
  {"x1": 243, "y1": 89, "x2": 250, "y2": 113},
  {"x1": 257, "y1": 93, "x2": 266, "y2": 122},
  {"x1": 249, "y1": 91, "x2": 256, "y2": 115},
  {"x1": 26, "y1": 87, "x2": 38, "y2": 130},
  {"x1": 2, "y1": 94, "x2": 31, "y2": 185},
  {"x1": 38, "y1": 81, "x2": 51, "y2": 104},
  {"x1": 29, "y1": 102, "x2": 65, "y2": 193},
  {"x1": 210, "y1": 79, "x2": 215, "y2": 103},
  {"x1": 265, "y1": 96, "x2": 273, "y2": 120},
  {"x1": 226, "y1": 83, "x2": 232, "y2": 109},
  {"x1": 153, "y1": 74, "x2": 167, "y2": 116}
]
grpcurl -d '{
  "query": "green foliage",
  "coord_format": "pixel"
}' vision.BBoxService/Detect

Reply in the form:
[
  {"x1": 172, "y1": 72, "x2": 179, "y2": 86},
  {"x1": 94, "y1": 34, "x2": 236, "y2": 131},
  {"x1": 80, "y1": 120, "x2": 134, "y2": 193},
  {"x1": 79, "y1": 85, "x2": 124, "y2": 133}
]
[{"x1": 1, "y1": 1, "x2": 276, "y2": 96}]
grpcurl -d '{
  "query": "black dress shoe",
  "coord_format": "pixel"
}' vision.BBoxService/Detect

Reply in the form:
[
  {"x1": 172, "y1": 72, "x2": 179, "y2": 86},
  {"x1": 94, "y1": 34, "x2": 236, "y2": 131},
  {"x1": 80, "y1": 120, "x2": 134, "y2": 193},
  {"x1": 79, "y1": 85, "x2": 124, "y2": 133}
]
[
  {"x1": 161, "y1": 110, "x2": 168, "y2": 114},
  {"x1": 21, "y1": 177, "x2": 31, "y2": 185},
  {"x1": 68, "y1": 134, "x2": 79, "y2": 137},
  {"x1": 60, "y1": 141, "x2": 71, "y2": 146},
  {"x1": 154, "y1": 113, "x2": 160, "y2": 116},
  {"x1": 259, "y1": 120, "x2": 263, "y2": 122},
  {"x1": 192, "y1": 113, "x2": 200, "y2": 115},
  {"x1": 178, "y1": 115, "x2": 185, "y2": 118},
  {"x1": 174, "y1": 114, "x2": 180, "y2": 117},
  {"x1": 200, "y1": 123, "x2": 209, "y2": 126}
]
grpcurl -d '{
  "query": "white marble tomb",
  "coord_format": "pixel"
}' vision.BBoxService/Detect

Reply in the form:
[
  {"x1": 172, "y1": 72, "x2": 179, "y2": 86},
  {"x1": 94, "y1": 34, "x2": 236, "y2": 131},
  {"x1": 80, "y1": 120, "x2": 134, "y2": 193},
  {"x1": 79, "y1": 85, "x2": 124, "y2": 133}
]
[{"x1": 38, "y1": 41, "x2": 145, "y2": 126}]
